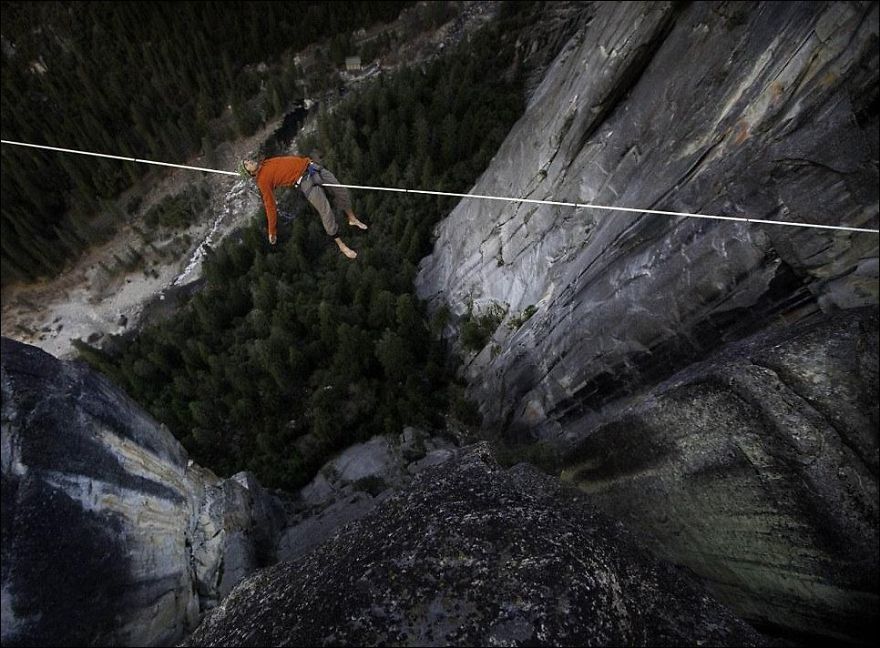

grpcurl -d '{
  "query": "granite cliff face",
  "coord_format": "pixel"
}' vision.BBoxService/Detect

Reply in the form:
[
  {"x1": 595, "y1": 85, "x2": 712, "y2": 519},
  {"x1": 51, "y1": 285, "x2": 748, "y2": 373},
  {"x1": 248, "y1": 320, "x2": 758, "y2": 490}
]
[
  {"x1": 414, "y1": 1, "x2": 879, "y2": 643},
  {"x1": 0, "y1": 337, "x2": 460, "y2": 646},
  {"x1": 0, "y1": 338, "x2": 288, "y2": 646},
  {"x1": 416, "y1": 1, "x2": 878, "y2": 435},
  {"x1": 2, "y1": 2, "x2": 878, "y2": 646},
  {"x1": 562, "y1": 307, "x2": 879, "y2": 642},
  {"x1": 3, "y1": 336, "x2": 764, "y2": 647}
]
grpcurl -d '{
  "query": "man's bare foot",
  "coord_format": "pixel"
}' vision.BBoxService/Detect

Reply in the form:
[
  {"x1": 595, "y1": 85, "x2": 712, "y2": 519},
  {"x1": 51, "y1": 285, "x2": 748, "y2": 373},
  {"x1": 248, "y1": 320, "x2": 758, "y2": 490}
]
[
  {"x1": 335, "y1": 237, "x2": 357, "y2": 259},
  {"x1": 347, "y1": 214, "x2": 368, "y2": 230}
]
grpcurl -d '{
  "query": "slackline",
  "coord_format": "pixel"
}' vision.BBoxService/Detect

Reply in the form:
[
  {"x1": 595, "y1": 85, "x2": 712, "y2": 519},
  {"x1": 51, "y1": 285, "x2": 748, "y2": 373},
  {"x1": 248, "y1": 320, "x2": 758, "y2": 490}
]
[{"x1": 2, "y1": 139, "x2": 877, "y2": 234}]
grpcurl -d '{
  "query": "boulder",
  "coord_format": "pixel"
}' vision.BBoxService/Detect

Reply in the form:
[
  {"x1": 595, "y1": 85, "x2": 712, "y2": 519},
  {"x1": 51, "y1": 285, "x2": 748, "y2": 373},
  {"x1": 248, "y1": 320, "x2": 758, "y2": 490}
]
[
  {"x1": 276, "y1": 427, "x2": 457, "y2": 564},
  {"x1": 185, "y1": 444, "x2": 764, "y2": 647}
]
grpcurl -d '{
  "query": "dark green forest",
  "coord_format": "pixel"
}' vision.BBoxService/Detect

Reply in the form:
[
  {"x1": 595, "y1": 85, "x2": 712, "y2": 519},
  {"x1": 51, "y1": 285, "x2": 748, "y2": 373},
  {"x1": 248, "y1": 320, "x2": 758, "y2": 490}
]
[
  {"x1": 0, "y1": 1, "x2": 411, "y2": 284},
  {"x1": 75, "y1": 4, "x2": 535, "y2": 492}
]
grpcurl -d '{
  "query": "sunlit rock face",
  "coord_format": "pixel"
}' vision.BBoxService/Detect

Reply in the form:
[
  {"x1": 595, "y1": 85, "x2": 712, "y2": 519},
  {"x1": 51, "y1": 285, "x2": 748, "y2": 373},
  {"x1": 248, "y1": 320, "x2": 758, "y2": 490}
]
[
  {"x1": 184, "y1": 444, "x2": 763, "y2": 647},
  {"x1": 0, "y1": 338, "x2": 287, "y2": 647},
  {"x1": 415, "y1": 1, "x2": 878, "y2": 642},
  {"x1": 416, "y1": 1, "x2": 878, "y2": 438}
]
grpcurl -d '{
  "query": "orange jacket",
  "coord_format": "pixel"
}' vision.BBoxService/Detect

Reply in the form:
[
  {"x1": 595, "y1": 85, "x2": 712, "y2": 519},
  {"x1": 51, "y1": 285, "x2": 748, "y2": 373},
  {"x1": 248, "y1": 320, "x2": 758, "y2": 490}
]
[{"x1": 255, "y1": 156, "x2": 311, "y2": 238}]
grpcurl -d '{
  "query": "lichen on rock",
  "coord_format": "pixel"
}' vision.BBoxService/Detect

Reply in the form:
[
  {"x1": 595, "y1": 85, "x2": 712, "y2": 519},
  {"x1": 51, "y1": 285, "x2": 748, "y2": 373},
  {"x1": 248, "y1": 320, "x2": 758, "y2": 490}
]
[{"x1": 185, "y1": 444, "x2": 763, "y2": 647}]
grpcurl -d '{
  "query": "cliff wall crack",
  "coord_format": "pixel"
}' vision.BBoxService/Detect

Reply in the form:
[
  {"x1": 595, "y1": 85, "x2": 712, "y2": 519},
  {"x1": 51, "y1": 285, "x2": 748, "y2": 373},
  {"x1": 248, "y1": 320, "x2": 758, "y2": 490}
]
[{"x1": 572, "y1": 7, "x2": 680, "y2": 160}]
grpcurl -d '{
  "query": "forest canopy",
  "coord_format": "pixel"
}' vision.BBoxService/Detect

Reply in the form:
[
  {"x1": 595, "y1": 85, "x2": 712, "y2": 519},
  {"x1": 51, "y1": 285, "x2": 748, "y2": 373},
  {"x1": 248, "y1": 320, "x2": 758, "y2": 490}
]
[
  {"x1": 75, "y1": 3, "x2": 534, "y2": 492},
  {"x1": 0, "y1": 1, "x2": 411, "y2": 284}
]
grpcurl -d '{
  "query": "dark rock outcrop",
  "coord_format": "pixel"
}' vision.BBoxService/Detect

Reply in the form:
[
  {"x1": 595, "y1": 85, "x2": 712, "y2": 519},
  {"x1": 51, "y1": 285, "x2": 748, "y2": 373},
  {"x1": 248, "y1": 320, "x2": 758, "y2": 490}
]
[
  {"x1": 561, "y1": 306, "x2": 879, "y2": 643},
  {"x1": 0, "y1": 338, "x2": 287, "y2": 647},
  {"x1": 277, "y1": 427, "x2": 459, "y2": 563},
  {"x1": 185, "y1": 444, "x2": 763, "y2": 647}
]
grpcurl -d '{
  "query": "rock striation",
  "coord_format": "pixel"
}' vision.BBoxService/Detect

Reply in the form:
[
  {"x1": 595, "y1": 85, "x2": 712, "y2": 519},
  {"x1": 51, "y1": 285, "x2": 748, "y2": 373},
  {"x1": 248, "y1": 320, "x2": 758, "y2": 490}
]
[
  {"x1": 416, "y1": 1, "x2": 879, "y2": 438},
  {"x1": 185, "y1": 443, "x2": 763, "y2": 647},
  {"x1": 0, "y1": 337, "x2": 287, "y2": 647},
  {"x1": 415, "y1": 1, "x2": 879, "y2": 643},
  {"x1": 560, "y1": 306, "x2": 879, "y2": 643},
  {"x1": 0, "y1": 336, "x2": 460, "y2": 646}
]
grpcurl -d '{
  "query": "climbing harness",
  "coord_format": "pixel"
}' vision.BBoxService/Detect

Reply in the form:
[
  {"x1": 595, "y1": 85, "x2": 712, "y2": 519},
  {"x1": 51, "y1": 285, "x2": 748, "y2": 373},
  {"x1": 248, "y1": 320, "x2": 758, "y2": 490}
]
[{"x1": 299, "y1": 161, "x2": 323, "y2": 196}]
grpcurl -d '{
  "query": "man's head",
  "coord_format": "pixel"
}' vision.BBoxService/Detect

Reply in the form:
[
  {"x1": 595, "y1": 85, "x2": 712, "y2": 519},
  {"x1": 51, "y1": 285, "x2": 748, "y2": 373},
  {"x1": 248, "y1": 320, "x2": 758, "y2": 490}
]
[{"x1": 238, "y1": 159, "x2": 258, "y2": 178}]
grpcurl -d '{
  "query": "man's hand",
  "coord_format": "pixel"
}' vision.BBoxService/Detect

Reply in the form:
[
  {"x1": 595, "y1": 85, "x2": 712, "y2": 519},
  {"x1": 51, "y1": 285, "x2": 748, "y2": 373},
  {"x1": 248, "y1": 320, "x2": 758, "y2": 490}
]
[{"x1": 268, "y1": 233, "x2": 277, "y2": 245}]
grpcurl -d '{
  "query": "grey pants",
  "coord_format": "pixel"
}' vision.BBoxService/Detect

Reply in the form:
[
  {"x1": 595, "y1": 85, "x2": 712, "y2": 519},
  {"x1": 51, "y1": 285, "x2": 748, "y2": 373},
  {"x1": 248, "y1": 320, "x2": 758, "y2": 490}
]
[{"x1": 299, "y1": 165, "x2": 352, "y2": 237}]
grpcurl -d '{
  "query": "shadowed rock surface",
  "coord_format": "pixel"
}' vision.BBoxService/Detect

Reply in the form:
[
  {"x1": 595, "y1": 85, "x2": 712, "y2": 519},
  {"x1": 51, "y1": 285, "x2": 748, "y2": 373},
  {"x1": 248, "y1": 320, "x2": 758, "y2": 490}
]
[
  {"x1": 0, "y1": 337, "x2": 460, "y2": 646},
  {"x1": 561, "y1": 306, "x2": 879, "y2": 643},
  {"x1": 1, "y1": 338, "x2": 288, "y2": 647},
  {"x1": 184, "y1": 443, "x2": 764, "y2": 647}
]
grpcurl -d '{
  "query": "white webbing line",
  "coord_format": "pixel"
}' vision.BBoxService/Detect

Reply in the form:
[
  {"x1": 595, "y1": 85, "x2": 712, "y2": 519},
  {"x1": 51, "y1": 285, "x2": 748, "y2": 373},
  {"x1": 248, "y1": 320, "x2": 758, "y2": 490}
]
[
  {"x1": 325, "y1": 183, "x2": 879, "y2": 233},
  {"x1": 2, "y1": 139, "x2": 878, "y2": 234},
  {"x1": 1, "y1": 139, "x2": 240, "y2": 176}
]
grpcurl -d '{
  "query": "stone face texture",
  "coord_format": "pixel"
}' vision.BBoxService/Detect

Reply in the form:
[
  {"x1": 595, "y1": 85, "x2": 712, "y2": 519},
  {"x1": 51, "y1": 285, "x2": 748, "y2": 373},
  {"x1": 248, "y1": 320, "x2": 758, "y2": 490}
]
[
  {"x1": 185, "y1": 444, "x2": 763, "y2": 647},
  {"x1": 3, "y1": 3, "x2": 879, "y2": 646},
  {"x1": 560, "y1": 307, "x2": 879, "y2": 643},
  {"x1": 414, "y1": 1, "x2": 879, "y2": 643},
  {"x1": 0, "y1": 338, "x2": 286, "y2": 647},
  {"x1": 276, "y1": 427, "x2": 458, "y2": 564},
  {"x1": 0, "y1": 334, "x2": 461, "y2": 647},
  {"x1": 415, "y1": 1, "x2": 879, "y2": 437}
]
